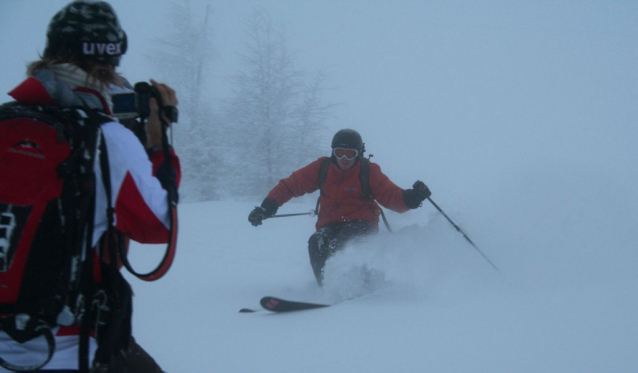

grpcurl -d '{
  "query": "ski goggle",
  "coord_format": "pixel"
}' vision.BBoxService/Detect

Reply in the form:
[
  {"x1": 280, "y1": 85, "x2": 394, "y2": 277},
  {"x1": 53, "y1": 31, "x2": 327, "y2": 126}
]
[{"x1": 333, "y1": 148, "x2": 359, "y2": 160}]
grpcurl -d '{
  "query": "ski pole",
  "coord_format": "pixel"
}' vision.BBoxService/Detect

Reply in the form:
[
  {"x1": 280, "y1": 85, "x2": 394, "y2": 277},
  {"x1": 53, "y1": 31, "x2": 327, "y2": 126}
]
[
  {"x1": 427, "y1": 198, "x2": 499, "y2": 271},
  {"x1": 269, "y1": 209, "x2": 316, "y2": 219}
]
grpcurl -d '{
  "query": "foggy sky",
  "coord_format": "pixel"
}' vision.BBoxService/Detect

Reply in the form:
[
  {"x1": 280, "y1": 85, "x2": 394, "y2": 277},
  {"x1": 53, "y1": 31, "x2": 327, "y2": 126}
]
[{"x1": 1, "y1": 0, "x2": 636, "y2": 198}]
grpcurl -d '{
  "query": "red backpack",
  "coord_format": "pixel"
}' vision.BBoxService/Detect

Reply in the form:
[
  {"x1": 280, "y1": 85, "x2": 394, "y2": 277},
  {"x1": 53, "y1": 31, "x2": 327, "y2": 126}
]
[
  {"x1": 0, "y1": 99, "x2": 178, "y2": 372},
  {"x1": 0, "y1": 102, "x2": 107, "y2": 371}
]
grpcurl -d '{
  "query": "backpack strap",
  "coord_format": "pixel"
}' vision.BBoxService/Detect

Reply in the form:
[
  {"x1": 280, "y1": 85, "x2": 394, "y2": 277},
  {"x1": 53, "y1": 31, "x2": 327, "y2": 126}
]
[
  {"x1": 40, "y1": 107, "x2": 117, "y2": 373},
  {"x1": 0, "y1": 315, "x2": 56, "y2": 371},
  {"x1": 315, "y1": 157, "x2": 332, "y2": 215},
  {"x1": 359, "y1": 157, "x2": 392, "y2": 232},
  {"x1": 68, "y1": 109, "x2": 106, "y2": 373},
  {"x1": 359, "y1": 158, "x2": 373, "y2": 200},
  {"x1": 317, "y1": 157, "x2": 331, "y2": 195}
]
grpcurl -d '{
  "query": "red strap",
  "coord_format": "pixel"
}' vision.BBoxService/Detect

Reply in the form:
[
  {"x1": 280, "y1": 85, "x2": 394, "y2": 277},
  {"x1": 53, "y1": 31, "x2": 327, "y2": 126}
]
[{"x1": 129, "y1": 205, "x2": 178, "y2": 282}]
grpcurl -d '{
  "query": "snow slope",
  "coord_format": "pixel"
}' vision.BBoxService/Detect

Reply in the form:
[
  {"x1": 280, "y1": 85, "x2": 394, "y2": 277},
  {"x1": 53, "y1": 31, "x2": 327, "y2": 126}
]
[
  {"x1": 1, "y1": 1, "x2": 636, "y2": 372},
  {"x1": 125, "y1": 189, "x2": 638, "y2": 372}
]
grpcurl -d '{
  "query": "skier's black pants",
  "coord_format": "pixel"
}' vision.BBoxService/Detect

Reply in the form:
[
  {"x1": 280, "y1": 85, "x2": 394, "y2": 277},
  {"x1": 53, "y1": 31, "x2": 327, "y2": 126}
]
[{"x1": 308, "y1": 221, "x2": 377, "y2": 285}]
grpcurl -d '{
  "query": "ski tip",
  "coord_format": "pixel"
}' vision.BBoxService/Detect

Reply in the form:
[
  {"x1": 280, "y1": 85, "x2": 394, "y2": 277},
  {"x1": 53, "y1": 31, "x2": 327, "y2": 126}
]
[
  {"x1": 260, "y1": 296, "x2": 281, "y2": 310},
  {"x1": 259, "y1": 296, "x2": 330, "y2": 312},
  {"x1": 239, "y1": 308, "x2": 258, "y2": 313}
]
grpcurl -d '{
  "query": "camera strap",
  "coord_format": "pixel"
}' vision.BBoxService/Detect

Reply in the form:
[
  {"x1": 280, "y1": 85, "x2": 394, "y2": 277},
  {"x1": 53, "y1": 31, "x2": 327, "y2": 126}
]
[{"x1": 113, "y1": 111, "x2": 178, "y2": 282}]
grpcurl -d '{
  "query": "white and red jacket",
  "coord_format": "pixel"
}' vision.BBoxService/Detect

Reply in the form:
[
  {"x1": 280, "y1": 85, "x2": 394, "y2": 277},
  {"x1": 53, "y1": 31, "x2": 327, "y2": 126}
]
[{"x1": 0, "y1": 70, "x2": 180, "y2": 370}]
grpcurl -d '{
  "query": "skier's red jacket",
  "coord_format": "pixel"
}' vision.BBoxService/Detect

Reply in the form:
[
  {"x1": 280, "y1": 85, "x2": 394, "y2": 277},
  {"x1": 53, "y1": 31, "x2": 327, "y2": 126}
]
[{"x1": 267, "y1": 157, "x2": 410, "y2": 230}]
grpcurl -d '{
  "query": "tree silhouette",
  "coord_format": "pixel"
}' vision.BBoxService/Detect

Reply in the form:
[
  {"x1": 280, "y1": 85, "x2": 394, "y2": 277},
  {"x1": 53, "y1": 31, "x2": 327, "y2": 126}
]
[{"x1": 222, "y1": 11, "x2": 335, "y2": 199}]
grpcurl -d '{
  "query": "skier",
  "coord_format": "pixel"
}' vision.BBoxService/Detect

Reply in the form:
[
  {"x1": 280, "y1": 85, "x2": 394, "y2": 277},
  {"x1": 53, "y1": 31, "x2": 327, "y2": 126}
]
[{"x1": 248, "y1": 129, "x2": 431, "y2": 285}]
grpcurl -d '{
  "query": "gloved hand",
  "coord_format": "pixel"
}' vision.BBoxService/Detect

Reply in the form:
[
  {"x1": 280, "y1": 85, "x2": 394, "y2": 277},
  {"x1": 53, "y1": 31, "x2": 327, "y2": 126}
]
[
  {"x1": 412, "y1": 180, "x2": 431, "y2": 201},
  {"x1": 248, "y1": 198, "x2": 279, "y2": 226},
  {"x1": 248, "y1": 206, "x2": 268, "y2": 226},
  {"x1": 402, "y1": 180, "x2": 431, "y2": 209}
]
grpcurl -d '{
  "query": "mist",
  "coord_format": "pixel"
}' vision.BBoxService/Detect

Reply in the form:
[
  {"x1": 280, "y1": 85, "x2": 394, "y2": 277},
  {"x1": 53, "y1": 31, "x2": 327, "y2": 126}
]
[{"x1": 1, "y1": 1, "x2": 637, "y2": 371}]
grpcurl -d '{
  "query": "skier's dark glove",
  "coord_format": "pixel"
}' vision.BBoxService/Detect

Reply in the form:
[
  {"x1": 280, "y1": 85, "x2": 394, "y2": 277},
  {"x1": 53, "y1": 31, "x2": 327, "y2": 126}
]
[
  {"x1": 248, "y1": 198, "x2": 279, "y2": 226},
  {"x1": 402, "y1": 180, "x2": 431, "y2": 209},
  {"x1": 248, "y1": 207, "x2": 267, "y2": 226},
  {"x1": 413, "y1": 180, "x2": 431, "y2": 201}
]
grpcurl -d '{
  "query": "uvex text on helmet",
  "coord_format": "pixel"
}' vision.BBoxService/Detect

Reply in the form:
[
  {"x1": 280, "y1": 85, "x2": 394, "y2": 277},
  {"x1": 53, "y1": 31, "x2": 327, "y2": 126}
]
[
  {"x1": 331, "y1": 129, "x2": 364, "y2": 153},
  {"x1": 44, "y1": 1, "x2": 127, "y2": 66}
]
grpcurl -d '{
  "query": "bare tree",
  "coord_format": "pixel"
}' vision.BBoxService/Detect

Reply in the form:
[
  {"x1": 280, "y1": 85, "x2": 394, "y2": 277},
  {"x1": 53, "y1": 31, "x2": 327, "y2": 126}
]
[
  {"x1": 149, "y1": 1, "x2": 221, "y2": 201},
  {"x1": 292, "y1": 71, "x2": 336, "y2": 169},
  {"x1": 222, "y1": 10, "x2": 334, "y2": 199}
]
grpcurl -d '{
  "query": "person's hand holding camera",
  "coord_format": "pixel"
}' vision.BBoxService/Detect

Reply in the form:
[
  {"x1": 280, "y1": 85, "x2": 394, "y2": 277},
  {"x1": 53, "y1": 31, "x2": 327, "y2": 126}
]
[{"x1": 146, "y1": 79, "x2": 178, "y2": 149}]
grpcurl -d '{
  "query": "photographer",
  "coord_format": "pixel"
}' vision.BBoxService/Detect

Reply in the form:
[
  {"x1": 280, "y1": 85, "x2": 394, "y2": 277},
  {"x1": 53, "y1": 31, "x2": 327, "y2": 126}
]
[{"x1": 0, "y1": 1, "x2": 179, "y2": 372}]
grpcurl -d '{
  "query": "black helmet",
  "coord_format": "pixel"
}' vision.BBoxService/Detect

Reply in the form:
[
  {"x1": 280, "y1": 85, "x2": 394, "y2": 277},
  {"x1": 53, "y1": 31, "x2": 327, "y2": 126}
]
[
  {"x1": 44, "y1": 1, "x2": 127, "y2": 66},
  {"x1": 331, "y1": 129, "x2": 365, "y2": 155}
]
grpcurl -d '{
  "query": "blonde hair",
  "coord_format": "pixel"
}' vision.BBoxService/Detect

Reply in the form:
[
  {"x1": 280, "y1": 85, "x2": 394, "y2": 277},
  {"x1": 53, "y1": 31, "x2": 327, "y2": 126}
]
[{"x1": 27, "y1": 55, "x2": 119, "y2": 88}]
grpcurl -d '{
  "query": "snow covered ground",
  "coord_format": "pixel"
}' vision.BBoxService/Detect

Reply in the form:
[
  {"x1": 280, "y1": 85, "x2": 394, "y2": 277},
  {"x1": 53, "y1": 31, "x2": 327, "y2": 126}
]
[
  {"x1": 125, "y1": 182, "x2": 638, "y2": 372},
  {"x1": 2, "y1": 1, "x2": 636, "y2": 371}
]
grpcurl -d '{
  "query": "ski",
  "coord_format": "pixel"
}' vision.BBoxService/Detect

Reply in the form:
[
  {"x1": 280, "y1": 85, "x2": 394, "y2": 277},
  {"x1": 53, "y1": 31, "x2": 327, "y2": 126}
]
[
  {"x1": 260, "y1": 296, "x2": 329, "y2": 312},
  {"x1": 238, "y1": 296, "x2": 330, "y2": 313}
]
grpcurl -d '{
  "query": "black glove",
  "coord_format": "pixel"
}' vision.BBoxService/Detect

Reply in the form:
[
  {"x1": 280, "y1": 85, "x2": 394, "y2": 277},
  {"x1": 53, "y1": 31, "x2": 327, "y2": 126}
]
[
  {"x1": 248, "y1": 198, "x2": 279, "y2": 226},
  {"x1": 402, "y1": 180, "x2": 431, "y2": 209},
  {"x1": 248, "y1": 206, "x2": 267, "y2": 226},
  {"x1": 413, "y1": 180, "x2": 431, "y2": 201}
]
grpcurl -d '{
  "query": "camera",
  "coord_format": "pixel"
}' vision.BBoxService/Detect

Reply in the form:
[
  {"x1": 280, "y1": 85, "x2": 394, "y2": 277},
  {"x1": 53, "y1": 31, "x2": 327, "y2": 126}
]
[
  {"x1": 111, "y1": 82, "x2": 157, "y2": 120},
  {"x1": 111, "y1": 82, "x2": 178, "y2": 147},
  {"x1": 111, "y1": 82, "x2": 178, "y2": 123}
]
